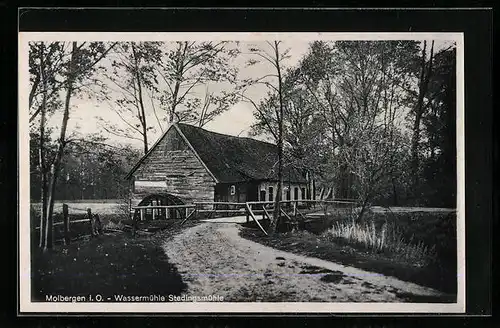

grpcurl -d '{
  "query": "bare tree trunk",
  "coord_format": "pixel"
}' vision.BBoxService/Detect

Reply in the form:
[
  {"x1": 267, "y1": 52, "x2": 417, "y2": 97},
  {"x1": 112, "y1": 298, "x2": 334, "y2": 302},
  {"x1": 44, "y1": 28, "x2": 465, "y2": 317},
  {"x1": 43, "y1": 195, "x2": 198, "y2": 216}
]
[
  {"x1": 63, "y1": 204, "x2": 70, "y2": 245},
  {"x1": 38, "y1": 43, "x2": 48, "y2": 248},
  {"x1": 270, "y1": 41, "x2": 284, "y2": 234},
  {"x1": 131, "y1": 43, "x2": 149, "y2": 154},
  {"x1": 29, "y1": 74, "x2": 40, "y2": 110},
  {"x1": 44, "y1": 41, "x2": 77, "y2": 252},
  {"x1": 392, "y1": 176, "x2": 399, "y2": 206},
  {"x1": 168, "y1": 43, "x2": 186, "y2": 124},
  {"x1": 169, "y1": 80, "x2": 180, "y2": 123},
  {"x1": 411, "y1": 41, "x2": 434, "y2": 194},
  {"x1": 357, "y1": 192, "x2": 371, "y2": 222}
]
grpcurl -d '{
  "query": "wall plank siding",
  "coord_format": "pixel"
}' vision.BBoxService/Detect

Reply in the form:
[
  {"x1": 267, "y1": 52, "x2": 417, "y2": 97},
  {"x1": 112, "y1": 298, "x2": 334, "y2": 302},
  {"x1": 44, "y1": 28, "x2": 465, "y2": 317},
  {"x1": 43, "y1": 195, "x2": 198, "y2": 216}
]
[{"x1": 130, "y1": 127, "x2": 215, "y2": 205}]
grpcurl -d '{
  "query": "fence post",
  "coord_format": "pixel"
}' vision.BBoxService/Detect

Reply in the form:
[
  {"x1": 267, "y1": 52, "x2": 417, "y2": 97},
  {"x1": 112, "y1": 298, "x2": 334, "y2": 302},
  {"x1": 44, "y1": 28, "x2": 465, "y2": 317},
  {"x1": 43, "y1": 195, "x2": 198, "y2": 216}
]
[
  {"x1": 87, "y1": 208, "x2": 95, "y2": 237},
  {"x1": 140, "y1": 208, "x2": 144, "y2": 221},
  {"x1": 94, "y1": 213, "x2": 102, "y2": 235},
  {"x1": 132, "y1": 209, "x2": 138, "y2": 238},
  {"x1": 293, "y1": 201, "x2": 297, "y2": 220},
  {"x1": 128, "y1": 200, "x2": 132, "y2": 221},
  {"x1": 63, "y1": 204, "x2": 70, "y2": 245}
]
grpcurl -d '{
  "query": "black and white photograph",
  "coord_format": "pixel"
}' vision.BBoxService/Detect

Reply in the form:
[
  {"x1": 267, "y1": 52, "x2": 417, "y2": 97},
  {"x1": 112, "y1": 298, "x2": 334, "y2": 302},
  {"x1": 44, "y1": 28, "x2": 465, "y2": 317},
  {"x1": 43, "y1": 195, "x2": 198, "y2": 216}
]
[{"x1": 19, "y1": 31, "x2": 465, "y2": 313}]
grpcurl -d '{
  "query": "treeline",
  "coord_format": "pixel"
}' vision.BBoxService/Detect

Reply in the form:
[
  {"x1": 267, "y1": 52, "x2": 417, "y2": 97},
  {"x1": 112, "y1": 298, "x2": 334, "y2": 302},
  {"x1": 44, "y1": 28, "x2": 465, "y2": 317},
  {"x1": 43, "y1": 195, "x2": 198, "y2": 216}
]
[
  {"x1": 247, "y1": 41, "x2": 456, "y2": 209},
  {"x1": 29, "y1": 132, "x2": 141, "y2": 201}
]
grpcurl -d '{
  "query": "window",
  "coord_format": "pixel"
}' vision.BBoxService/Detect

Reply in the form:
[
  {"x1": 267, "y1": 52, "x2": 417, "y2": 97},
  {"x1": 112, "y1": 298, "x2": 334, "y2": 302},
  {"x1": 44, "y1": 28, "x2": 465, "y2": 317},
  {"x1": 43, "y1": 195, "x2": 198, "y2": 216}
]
[
  {"x1": 294, "y1": 187, "x2": 299, "y2": 200},
  {"x1": 286, "y1": 188, "x2": 291, "y2": 201},
  {"x1": 260, "y1": 190, "x2": 266, "y2": 201},
  {"x1": 301, "y1": 187, "x2": 306, "y2": 200},
  {"x1": 268, "y1": 186, "x2": 274, "y2": 201},
  {"x1": 230, "y1": 185, "x2": 236, "y2": 195}
]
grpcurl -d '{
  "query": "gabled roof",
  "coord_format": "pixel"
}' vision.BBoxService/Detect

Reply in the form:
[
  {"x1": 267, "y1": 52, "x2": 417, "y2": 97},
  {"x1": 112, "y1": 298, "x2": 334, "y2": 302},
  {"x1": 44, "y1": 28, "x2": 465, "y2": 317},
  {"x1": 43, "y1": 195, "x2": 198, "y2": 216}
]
[{"x1": 126, "y1": 123, "x2": 307, "y2": 184}]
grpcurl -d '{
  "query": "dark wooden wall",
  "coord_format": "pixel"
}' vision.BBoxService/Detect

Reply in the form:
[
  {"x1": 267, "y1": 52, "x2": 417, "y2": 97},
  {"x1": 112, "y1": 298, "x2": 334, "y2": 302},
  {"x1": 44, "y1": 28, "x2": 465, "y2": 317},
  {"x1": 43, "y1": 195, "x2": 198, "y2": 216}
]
[
  {"x1": 214, "y1": 182, "x2": 259, "y2": 203},
  {"x1": 130, "y1": 127, "x2": 216, "y2": 205}
]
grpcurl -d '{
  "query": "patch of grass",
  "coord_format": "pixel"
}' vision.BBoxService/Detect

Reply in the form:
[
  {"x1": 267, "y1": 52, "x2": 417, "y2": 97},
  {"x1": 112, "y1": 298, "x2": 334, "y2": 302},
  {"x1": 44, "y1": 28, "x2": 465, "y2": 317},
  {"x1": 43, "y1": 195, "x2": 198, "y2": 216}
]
[
  {"x1": 320, "y1": 273, "x2": 345, "y2": 284},
  {"x1": 322, "y1": 220, "x2": 437, "y2": 267},
  {"x1": 299, "y1": 265, "x2": 335, "y2": 274}
]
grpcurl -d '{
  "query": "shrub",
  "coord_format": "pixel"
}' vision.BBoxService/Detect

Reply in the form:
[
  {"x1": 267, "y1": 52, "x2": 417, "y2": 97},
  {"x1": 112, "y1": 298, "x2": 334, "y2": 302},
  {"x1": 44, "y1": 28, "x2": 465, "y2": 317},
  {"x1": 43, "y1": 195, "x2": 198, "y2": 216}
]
[{"x1": 104, "y1": 219, "x2": 125, "y2": 231}]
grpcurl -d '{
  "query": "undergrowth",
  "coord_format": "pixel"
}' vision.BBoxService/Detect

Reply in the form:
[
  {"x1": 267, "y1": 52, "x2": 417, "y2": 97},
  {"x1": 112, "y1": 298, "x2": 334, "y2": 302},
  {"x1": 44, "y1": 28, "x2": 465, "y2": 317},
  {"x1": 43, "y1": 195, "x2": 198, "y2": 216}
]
[{"x1": 322, "y1": 219, "x2": 438, "y2": 267}]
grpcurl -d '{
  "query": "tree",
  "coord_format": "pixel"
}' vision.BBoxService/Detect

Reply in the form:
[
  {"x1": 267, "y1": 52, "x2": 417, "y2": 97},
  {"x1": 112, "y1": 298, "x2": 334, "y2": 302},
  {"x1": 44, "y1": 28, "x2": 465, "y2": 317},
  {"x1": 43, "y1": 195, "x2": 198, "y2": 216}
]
[
  {"x1": 410, "y1": 40, "x2": 435, "y2": 195},
  {"x1": 196, "y1": 85, "x2": 240, "y2": 127},
  {"x1": 243, "y1": 41, "x2": 291, "y2": 234},
  {"x1": 299, "y1": 40, "x2": 420, "y2": 214},
  {"x1": 100, "y1": 42, "x2": 163, "y2": 154},
  {"x1": 156, "y1": 41, "x2": 240, "y2": 125},
  {"x1": 29, "y1": 42, "x2": 66, "y2": 124},
  {"x1": 29, "y1": 41, "x2": 66, "y2": 248},
  {"x1": 250, "y1": 68, "x2": 326, "y2": 202},
  {"x1": 32, "y1": 41, "x2": 117, "y2": 251},
  {"x1": 54, "y1": 141, "x2": 141, "y2": 200},
  {"x1": 420, "y1": 46, "x2": 456, "y2": 207},
  {"x1": 98, "y1": 41, "x2": 240, "y2": 152},
  {"x1": 340, "y1": 114, "x2": 409, "y2": 220}
]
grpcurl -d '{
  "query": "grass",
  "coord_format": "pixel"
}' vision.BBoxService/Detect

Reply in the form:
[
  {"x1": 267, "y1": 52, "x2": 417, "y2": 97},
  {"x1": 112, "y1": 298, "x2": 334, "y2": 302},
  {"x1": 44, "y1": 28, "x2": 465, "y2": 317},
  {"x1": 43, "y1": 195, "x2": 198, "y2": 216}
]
[
  {"x1": 31, "y1": 214, "x2": 196, "y2": 302},
  {"x1": 239, "y1": 210, "x2": 457, "y2": 296},
  {"x1": 363, "y1": 210, "x2": 457, "y2": 268},
  {"x1": 30, "y1": 201, "x2": 122, "y2": 216},
  {"x1": 31, "y1": 213, "x2": 127, "y2": 245},
  {"x1": 322, "y1": 220, "x2": 437, "y2": 268}
]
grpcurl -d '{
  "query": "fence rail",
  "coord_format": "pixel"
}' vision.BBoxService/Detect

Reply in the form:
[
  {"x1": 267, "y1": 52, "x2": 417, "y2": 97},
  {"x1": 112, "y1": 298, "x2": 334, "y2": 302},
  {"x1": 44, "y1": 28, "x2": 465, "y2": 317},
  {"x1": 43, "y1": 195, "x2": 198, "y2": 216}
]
[
  {"x1": 132, "y1": 204, "x2": 196, "y2": 210},
  {"x1": 33, "y1": 199, "x2": 360, "y2": 241},
  {"x1": 53, "y1": 199, "x2": 360, "y2": 236}
]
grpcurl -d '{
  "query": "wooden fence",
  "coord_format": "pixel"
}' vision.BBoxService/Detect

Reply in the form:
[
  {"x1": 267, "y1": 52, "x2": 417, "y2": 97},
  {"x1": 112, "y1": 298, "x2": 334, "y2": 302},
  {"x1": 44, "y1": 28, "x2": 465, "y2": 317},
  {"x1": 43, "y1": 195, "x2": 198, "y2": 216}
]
[
  {"x1": 131, "y1": 198, "x2": 359, "y2": 236},
  {"x1": 34, "y1": 204, "x2": 104, "y2": 245},
  {"x1": 33, "y1": 199, "x2": 358, "y2": 241}
]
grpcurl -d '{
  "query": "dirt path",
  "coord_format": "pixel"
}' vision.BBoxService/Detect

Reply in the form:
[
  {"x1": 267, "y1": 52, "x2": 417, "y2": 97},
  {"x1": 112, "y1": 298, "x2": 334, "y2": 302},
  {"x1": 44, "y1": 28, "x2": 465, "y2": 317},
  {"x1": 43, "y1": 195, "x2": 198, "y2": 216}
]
[{"x1": 162, "y1": 222, "x2": 449, "y2": 302}]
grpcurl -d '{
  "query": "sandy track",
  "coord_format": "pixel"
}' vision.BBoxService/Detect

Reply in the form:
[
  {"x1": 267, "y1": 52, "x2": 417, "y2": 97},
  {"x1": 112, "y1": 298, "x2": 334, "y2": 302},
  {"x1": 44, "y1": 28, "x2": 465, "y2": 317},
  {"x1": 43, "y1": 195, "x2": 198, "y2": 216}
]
[{"x1": 162, "y1": 222, "x2": 448, "y2": 302}]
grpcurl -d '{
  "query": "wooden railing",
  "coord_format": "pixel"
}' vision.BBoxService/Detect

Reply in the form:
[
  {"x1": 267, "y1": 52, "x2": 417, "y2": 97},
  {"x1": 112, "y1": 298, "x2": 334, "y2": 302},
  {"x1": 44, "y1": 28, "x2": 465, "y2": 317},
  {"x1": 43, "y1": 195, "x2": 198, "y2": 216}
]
[
  {"x1": 131, "y1": 204, "x2": 196, "y2": 221},
  {"x1": 131, "y1": 198, "x2": 359, "y2": 236}
]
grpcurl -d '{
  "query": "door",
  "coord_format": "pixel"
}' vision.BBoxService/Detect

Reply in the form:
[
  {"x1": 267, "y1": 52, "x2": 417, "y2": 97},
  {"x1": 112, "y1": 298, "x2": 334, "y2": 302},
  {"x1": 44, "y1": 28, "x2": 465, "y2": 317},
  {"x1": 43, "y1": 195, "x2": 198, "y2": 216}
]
[
  {"x1": 246, "y1": 183, "x2": 259, "y2": 202},
  {"x1": 268, "y1": 186, "x2": 274, "y2": 202},
  {"x1": 260, "y1": 190, "x2": 266, "y2": 202}
]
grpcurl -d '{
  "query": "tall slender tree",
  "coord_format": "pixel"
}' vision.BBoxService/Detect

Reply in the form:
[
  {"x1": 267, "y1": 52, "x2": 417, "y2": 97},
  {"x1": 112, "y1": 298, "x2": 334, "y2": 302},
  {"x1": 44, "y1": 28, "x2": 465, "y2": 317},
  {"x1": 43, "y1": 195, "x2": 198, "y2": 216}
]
[
  {"x1": 244, "y1": 41, "x2": 291, "y2": 233},
  {"x1": 410, "y1": 40, "x2": 435, "y2": 195},
  {"x1": 100, "y1": 42, "x2": 162, "y2": 154},
  {"x1": 420, "y1": 45, "x2": 456, "y2": 207},
  {"x1": 38, "y1": 41, "x2": 116, "y2": 251},
  {"x1": 29, "y1": 41, "x2": 66, "y2": 248}
]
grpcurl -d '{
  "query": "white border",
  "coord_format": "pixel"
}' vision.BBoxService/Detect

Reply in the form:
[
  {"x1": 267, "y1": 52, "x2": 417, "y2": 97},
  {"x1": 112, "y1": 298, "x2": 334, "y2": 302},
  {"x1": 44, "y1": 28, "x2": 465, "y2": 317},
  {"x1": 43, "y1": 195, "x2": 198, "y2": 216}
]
[{"x1": 18, "y1": 32, "x2": 465, "y2": 314}]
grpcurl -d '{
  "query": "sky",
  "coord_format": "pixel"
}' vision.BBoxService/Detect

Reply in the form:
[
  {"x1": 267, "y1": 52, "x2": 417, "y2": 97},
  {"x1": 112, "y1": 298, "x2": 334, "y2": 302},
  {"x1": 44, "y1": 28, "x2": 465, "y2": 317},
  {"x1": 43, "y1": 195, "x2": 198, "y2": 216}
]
[
  {"x1": 42, "y1": 40, "x2": 311, "y2": 148},
  {"x1": 26, "y1": 33, "x2": 460, "y2": 150}
]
